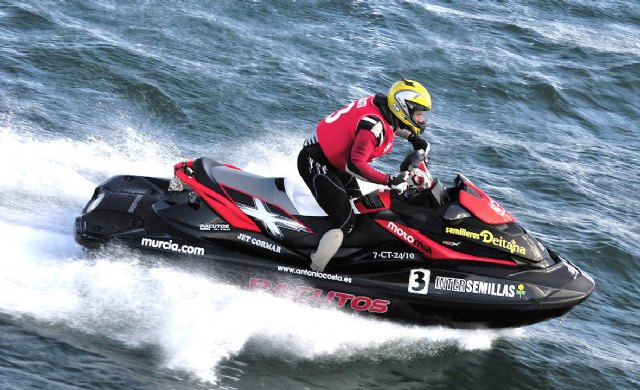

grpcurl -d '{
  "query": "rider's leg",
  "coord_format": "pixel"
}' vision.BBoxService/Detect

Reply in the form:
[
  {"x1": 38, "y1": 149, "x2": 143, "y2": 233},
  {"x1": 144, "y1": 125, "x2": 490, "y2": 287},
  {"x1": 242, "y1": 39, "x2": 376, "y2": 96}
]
[
  {"x1": 310, "y1": 228, "x2": 343, "y2": 272},
  {"x1": 297, "y1": 146, "x2": 355, "y2": 271}
]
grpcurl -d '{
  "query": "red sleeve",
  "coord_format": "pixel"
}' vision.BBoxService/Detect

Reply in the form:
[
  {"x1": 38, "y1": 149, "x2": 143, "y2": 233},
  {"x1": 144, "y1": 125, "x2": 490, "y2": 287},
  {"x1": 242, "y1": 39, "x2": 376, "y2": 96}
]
[{"x1": 348, "y1": 130, "x2": 389, "y2": 185}]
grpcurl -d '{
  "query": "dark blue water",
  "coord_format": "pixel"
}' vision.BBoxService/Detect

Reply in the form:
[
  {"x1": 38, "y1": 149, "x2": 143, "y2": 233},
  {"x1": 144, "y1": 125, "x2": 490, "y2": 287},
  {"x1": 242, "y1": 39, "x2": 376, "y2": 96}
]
[{"x1": 1, "y1": 1, "x2": 638, "y2": 389}]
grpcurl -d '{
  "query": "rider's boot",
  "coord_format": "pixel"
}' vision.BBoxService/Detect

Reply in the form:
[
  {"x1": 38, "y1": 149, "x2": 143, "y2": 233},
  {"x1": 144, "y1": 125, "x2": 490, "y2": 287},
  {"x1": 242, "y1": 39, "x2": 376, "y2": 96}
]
[{"x1": 310, "y1": 229, "x2": 343, "y2": 272}]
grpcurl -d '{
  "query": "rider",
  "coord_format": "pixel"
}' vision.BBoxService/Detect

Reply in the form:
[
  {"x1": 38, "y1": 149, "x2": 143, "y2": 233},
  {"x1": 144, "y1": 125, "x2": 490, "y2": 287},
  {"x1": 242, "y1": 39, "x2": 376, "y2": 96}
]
[{"x1": 297, "y1": 79, "x2": 432, "y2": 271}]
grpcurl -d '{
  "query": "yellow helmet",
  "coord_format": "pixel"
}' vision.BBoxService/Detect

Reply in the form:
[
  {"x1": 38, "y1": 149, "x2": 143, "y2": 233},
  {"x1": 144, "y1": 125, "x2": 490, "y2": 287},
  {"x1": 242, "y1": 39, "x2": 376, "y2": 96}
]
[{"x1": 387, "y1": 79, "x2": 432, "y2": 135}]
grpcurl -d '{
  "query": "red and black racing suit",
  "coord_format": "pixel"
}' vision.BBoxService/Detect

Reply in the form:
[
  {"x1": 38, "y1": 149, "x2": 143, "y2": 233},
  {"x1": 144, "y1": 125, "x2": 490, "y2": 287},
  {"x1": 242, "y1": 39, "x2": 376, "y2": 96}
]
[{"x1": 297, "y1": 93, "x2": 422, "y2": 235}]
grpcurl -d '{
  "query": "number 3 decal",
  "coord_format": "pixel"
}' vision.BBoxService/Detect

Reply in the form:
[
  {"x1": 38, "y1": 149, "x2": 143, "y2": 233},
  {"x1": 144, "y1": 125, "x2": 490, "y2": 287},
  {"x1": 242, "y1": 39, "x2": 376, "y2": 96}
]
[
  {"x1": 324, "y1": 101, "x2": 355, "y2": 123},
  {"x1": 408, "y1": 269, "x2": 431, "y2": 295}
]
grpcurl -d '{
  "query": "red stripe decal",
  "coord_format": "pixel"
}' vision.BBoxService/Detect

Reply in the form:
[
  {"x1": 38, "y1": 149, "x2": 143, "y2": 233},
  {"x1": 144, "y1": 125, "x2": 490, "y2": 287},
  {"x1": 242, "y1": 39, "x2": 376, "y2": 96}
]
[{"x1": 174, "y1": 162, "x2": 260, "y2": 232}]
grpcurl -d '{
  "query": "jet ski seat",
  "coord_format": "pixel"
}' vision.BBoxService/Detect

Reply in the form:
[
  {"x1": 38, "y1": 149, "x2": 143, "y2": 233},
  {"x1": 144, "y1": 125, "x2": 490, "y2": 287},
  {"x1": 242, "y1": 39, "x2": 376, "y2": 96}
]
[
  {"x1": 283, "y1": 177, "x2": 327, "y2": 217},
  {"x1": 193, "y1": 157, "x2": 326, "y2": 217}
]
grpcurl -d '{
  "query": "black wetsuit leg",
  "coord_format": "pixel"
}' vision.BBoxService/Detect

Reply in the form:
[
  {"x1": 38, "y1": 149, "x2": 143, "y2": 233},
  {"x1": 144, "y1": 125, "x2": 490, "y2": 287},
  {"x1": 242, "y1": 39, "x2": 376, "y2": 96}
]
[{"x1": 297, "y1": 144, "x2": 357, "y2": 234}]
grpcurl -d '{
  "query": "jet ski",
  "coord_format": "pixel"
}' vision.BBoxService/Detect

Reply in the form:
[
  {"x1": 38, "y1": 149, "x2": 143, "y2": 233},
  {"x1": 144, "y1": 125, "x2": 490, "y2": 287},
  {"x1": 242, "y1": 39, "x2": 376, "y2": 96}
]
[{"x1": 74, "y1": 150, "x2": 594, "y2": 328}]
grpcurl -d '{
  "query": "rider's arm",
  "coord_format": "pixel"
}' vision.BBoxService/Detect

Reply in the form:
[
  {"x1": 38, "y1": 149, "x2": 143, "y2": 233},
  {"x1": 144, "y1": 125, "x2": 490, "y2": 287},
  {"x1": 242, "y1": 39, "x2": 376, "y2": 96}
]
[
  {"x1": 395, "y1": 128, "x2": 429, "y2": 151},
  {"x1": 347, "y1": 122, "x2": 390, "y2": 185}
]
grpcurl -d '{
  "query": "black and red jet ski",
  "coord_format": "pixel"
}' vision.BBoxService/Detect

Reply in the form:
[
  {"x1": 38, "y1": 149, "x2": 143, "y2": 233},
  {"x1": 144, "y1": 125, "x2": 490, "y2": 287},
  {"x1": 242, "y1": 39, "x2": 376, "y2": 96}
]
[{"x1": 74, "y1": 151, "x2": 594, "y2": 328}]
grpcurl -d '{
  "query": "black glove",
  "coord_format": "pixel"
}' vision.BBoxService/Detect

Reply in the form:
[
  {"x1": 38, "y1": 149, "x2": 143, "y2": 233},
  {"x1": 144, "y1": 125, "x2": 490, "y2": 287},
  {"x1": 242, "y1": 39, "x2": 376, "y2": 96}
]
[
  {"x1": 388, "y1": 171, "x2": 411, "y2": 194},
  {"x1": 400, "y1": 150, "x2": 429, "y2": 171},
  {"x1": 408, "y1": 133, "x2": 430, "y2": 152}
]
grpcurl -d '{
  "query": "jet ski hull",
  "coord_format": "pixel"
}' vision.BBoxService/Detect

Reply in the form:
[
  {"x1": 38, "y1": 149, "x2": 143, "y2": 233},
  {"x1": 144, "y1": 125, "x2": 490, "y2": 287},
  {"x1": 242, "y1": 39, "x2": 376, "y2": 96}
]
[{"x1": 74, "y1": 160, "x2": 595, "y2": 329}]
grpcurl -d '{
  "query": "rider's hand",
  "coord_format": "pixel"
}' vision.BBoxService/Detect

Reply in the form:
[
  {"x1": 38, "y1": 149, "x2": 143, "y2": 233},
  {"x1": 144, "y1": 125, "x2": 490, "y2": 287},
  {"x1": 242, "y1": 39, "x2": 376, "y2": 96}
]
[
  {"x1": 388, "y1": 172, "x2": 411, "y2": 194},
  {"x1": 408, "y1": 134, "x2": 430, "y2": 153}
]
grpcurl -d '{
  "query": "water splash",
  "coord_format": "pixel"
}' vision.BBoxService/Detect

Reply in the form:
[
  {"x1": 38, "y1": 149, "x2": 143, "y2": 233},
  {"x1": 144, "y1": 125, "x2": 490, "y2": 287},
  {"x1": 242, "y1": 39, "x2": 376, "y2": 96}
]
[{"x1": 0, "y1": 125, "x2": 523, "y2": 384}]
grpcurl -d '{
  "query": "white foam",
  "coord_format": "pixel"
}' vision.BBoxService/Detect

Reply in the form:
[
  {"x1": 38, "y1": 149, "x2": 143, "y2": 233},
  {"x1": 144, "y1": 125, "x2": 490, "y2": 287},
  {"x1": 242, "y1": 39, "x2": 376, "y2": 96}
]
[
  {"x1": 0, "y1": 125, "x2": 523, "y2": 384},
  {"x1": 0, "y1": 126, "x2": 177, "y2": 198}
]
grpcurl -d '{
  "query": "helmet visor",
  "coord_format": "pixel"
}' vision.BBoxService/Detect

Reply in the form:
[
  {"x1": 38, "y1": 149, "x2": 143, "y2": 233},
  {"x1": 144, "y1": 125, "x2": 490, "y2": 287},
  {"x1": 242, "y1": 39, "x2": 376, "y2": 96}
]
[{"x1": 407, "y1": 101, "x2": 431, "y2": 133}]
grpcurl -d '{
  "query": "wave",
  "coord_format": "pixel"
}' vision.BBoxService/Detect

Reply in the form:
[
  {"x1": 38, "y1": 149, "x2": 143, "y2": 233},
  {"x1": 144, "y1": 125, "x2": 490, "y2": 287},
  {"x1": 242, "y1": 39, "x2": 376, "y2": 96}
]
[
  {"x1": 417, "y1": 2, "x2": 640, "y2": 56},
  {"x1": 0, "y1": 228, "x2": 523, "y2": 384}
]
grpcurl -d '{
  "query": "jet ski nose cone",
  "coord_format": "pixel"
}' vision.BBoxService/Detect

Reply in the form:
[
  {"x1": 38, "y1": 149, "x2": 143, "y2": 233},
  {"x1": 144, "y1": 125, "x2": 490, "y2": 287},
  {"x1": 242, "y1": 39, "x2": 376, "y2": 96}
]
[
  {"x1": 566, "y1": 271, "x2": 596, "y2": 298},
  {"x1": 548, "y1": 270, "x2": 596, "y2": 307}
]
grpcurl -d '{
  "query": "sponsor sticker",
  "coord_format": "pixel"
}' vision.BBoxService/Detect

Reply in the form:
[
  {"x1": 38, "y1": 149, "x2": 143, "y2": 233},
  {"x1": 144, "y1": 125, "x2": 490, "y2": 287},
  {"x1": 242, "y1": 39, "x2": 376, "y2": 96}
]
[
  {"x1": 386, "y1": 221, "x2": 432, "y2": 254},
  {"x1": 128, "y1": 194, "x2": 143, "y2": 213},
  {"x1": 489, "y1": 199, "x2": 506, "y2": 217},
  {"x1": 140, "y1": 238, "x2": 205, "y2": 256},
  {"x1": 248, "y1": 277, "x2": 389, "y2": 314},
  {"x1": 445, "y1": 227, "x2": 527, "y2": 255},
  {"x1": 200, "y1": 223, "x2": 231, "y2": 231},
  {"x1": 561, "y1": 258, "x2": 580, "y2": 280},
  {"x1": 433, "y1": 275, "x2": 524, "y2": 298},
  {"x1": 237, "y1": 233, "x2": 281, "y2": 253}
]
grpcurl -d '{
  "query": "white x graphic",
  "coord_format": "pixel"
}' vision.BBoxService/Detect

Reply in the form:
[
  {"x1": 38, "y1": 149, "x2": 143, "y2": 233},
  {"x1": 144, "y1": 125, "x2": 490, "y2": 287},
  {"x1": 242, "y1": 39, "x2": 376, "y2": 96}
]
[{"x1": 238, "y1": 197, "x2": 308, "y2": 239}]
